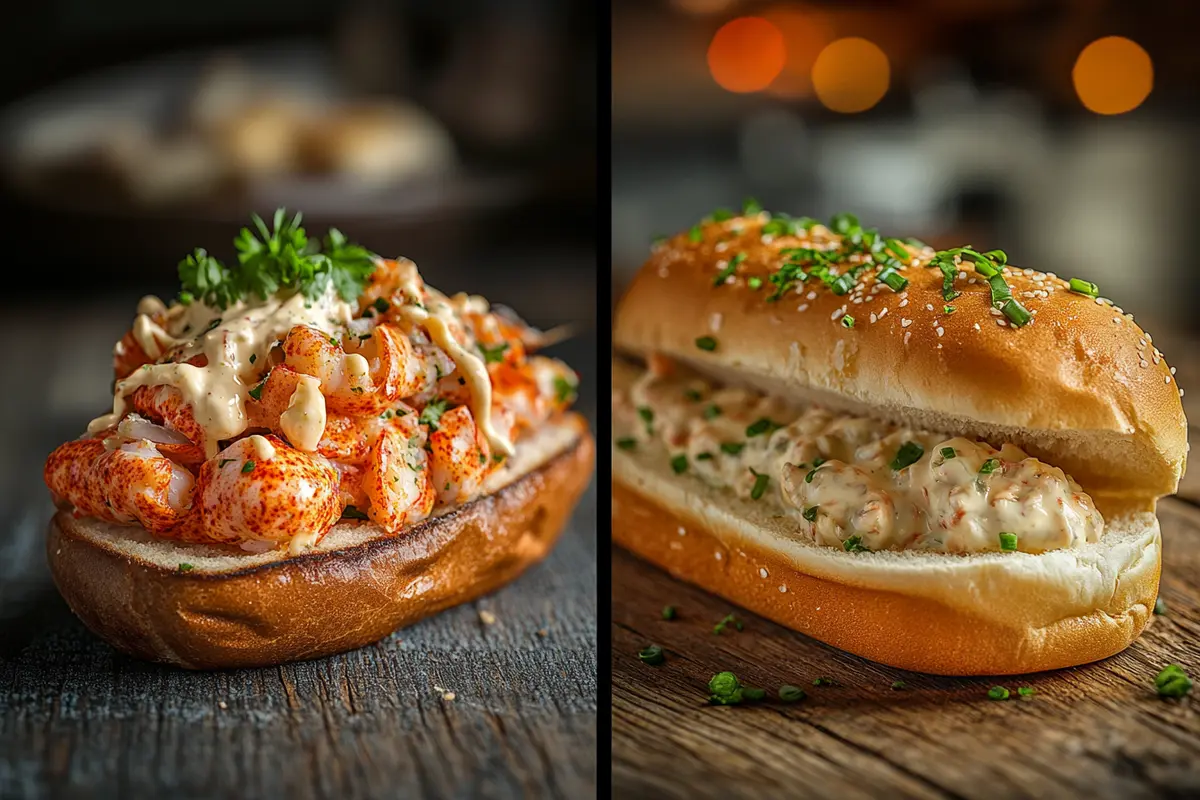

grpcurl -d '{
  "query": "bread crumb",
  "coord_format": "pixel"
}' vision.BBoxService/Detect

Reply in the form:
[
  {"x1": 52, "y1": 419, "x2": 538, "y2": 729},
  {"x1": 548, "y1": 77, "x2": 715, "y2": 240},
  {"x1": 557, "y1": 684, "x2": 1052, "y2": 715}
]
[{"x1": 479, "y1": 610, "x2": 497, "y2": 625}]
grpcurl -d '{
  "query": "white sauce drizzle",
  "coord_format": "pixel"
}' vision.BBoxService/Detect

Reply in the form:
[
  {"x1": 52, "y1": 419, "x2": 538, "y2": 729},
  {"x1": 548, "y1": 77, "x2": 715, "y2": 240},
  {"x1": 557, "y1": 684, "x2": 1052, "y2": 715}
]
[
  {"x1": 392, "y1": 259, "x2": 514, "y2": 457},
  {"x1": 280, "y1": 375, "x2": 327, "y2": 452}
]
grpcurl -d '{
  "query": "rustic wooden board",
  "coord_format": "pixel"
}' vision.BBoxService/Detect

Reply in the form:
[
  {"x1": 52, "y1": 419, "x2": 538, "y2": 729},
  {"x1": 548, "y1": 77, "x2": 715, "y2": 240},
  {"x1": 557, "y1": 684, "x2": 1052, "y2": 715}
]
[
  {"x1": 612, "y1": 496, "x2": 1200, "y2": 799},
  {"x1": 0, "y1": 299, "x2": 598, "y2": 799}
]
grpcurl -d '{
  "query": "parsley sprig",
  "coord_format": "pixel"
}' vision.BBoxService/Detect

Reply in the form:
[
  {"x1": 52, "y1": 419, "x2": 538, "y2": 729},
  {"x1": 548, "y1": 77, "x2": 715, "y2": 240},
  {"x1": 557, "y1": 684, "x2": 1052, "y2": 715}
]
[{"x1": 179, "y1": 209, "x2": 378, "y2": 310}]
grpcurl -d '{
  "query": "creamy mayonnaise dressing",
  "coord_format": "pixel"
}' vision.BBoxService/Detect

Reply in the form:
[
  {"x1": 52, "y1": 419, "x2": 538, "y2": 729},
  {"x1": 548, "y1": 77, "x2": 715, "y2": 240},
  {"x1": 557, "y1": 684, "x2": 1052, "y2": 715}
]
[
  {"x1": 280, "y1": 374, "x2": 326, "y2": 452},
  {"x1": 391, "y1": 258, "x2": 514, "y2": 457},
  {"x1": 90, "y1": 287, "x2": 357, "y2": 458},
  {"x1": 614, "y1": 367, "x2": 1104, "y2": 554}
]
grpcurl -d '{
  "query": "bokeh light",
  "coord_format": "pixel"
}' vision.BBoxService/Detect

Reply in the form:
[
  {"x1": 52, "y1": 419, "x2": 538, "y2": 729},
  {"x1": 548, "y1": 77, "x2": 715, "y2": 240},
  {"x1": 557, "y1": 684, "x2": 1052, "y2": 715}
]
[
  {"x1": 707, "y1": 17, "x2": 787, "y2": 94},
  {"x1": 811, "y1": 37, "x2": 890, "y2": 113},
  {"x1": 1073, "y1": 36, "x2": 1152, "y2": 115},
  {"x1": 761, "y1": 6, "x2": 833, "y2": 99}
]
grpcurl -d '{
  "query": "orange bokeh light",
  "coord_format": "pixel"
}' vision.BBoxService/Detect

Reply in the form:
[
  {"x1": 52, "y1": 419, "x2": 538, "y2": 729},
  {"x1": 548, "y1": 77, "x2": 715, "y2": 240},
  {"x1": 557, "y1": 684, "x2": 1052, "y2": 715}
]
[
  {"x1": 811, "y1": 37, "x2": 890, "y2": 113},
  {"x1": 1073, "y1": 37, "x2": 1153, "y2": 115},
  {"x1": 707, "y1": 17, "x2": 787, "y2": 93},
  {"x1": 762, "y1": 6, "x2": 833, "y2": 98}
]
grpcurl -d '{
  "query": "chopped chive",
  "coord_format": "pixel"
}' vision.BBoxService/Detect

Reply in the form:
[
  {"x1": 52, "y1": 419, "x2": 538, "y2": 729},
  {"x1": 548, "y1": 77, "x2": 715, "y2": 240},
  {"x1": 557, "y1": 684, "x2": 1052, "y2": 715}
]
[
  {"x1": 841, "y1": 314, "x2": 855, "y2": 329},
  {"x1": 779, "y1": 685, "x2": 807, "y2": 702},
  {"x1": 747, "y1": 277, "x2": 763, "y2": 290},
  {"x1": 891, "y1": 681, "x2": 907, "y2": 690},
  {"x1": 713, "y1": 614, "x2": 743, "y2": 635},
  {"x1": 944, "y1": 305, "x2": 956, "y2": 314},
  {"x1": 1002, "y1": 299, "x2": 1032, "y2": 327},
  {"x1": 703, "y1": 404, "x2": 722, "y2": 420},
  {"x1": 662, "y1": 606, "x2": 677, "y2": 621},
  {"x1": 878, "y1": 269, "x2": 908, "y2": 292},
  {"x1": 843, "y1": 536, "x2": 869, "y2": 552},
  {"x1": 177, "y1": 563, "x2": 195, "y2": 572},
  {"x1": 889, "y1": 442, "x2": 924, "y2": 471},
  {"x1": 696, "y1": 452, "x2": 714, "y2": 461},
  {"x1": 1155, "y1": 664, "x2": 1193, "y2": 698},
  {"x1": 720, "y1": 442, "x2": 745, "y2": 455},
  {"x1": 802, "y1": 506, "x2": 818, "y2": 522},
  {"x1": 1017, "y1": 687, "x2": 1036, "y2": 697},
  {"x1": 684, "y1": 389, "x2": 703, "y2": 401},
  {"x1": 638, "y1": 645, "x2": 665, "y2": 666},
  {"x1": 940, "y1": 447, "x2": 956, "y2": 460},
  {"x1": 241, "y1": 461, "x2": 255, "y2": 474},
  {"x1": 749, "y1": 468, "x2": 769, "y2": 500},
  {"x1": 670, "y1": 455, "x2": 689, "y2": 475},
  {"x1": 745, "y1": 418, "x2": 780, "y2": 437},
  {"x1": 812, "y1": 677, "x2": 838, "y2": 687},
  {"x1": 999, "y1": 532, "x2": 1018, "y2": 551},
  {"x1": 695, "y1": 336, "x2": 718, "y2": 351},
  {"x1": 979, "y1": 458, "x2": 1001, "y2": 475},
  {"x1": 616, "y1": 437, "x2": 637, "y2": 451},
  {"x1": 712, "y1": 252, "x2": 747, "y2": 287},
  {"x1": 988, "y1": 686, "x2": 1010, "y2": 701},
  {"x1": 742, "y1": 197, "x2": 763, "y2": 215},
  {"x1": 688, "y1": 225, "x2": 703, "y2": 243},
  {"x1": 1068, "y1": 278, "x2": 1099, "y2": 297}
]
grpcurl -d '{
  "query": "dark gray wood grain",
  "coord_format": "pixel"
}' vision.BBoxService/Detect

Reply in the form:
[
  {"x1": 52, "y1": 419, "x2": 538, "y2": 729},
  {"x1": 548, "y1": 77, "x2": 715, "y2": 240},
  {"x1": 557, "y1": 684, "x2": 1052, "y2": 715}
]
[{"x1": 0, "y1": 299, "x2": 597, "y2": 800}]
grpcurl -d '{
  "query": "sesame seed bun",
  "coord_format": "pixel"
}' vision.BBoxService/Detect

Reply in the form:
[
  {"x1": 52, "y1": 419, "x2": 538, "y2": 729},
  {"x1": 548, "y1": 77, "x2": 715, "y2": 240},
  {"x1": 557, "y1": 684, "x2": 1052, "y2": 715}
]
[
  {"x1": 47, "y1": 416, "x2": 593, "y2": 670},
  {"x1": 611, "y1": 214, "x2": 1186, "y2": 674},
  {"x1": 614, "y1": 216, "x2": 1187, "y2": 512}
]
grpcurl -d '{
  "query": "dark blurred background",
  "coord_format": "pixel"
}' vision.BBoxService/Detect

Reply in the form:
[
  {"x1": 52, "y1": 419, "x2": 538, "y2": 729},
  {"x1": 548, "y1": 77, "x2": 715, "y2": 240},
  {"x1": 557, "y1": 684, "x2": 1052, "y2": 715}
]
[
  {"x1": 0, "y1": 0, "x2": 596, "y2": 452},
  {"x1": 612, "y1": 0, "x2": 1200, "y2": 353}
]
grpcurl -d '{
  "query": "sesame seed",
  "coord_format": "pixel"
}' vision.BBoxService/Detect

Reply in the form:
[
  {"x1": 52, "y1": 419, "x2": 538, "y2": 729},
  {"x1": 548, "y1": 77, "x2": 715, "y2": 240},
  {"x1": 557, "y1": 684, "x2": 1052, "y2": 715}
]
[
  {"x1": 925, "y1": 304, "x2": 934, "y2": 311},
  {"x1": 853, "y1": 297, "x2": 863, "y2": 304},
  {"x1": 901, "y1": 318, "x2": 912, "y2": 328},
  {"x1": 779, "y1": 584, "x2": 788, "y2": 593},
  {"x1": 937, "y1": 343, "x2": 943, "y2": 350},
  {"x1": 904, "y1": 332, "x2": 912, "y2": 345},
  {"x1": 878, "y1": 307, "x2": 889, "y2": 319},
  {"x1": 996, "y1": 319, "x2": 1008, "y2": 327},
  {"x1": 1171, "y1": 366, "x2": 1177, "y2": 375},
  {"x1": 958, "y1": 271, "x2": 967, "y2": 280},
  {"x1": 870, "y1": 313, "x2": 878, "y2": 323},
  {"x1": 899, "y1": 299, "x2": 909, "y2": 308},
  {"x1": 761, "y1": 234, "x2": 775, "y2": 244},
  {"x1": 798, "y1": 304, "x2": 809, "y2": 312},
  {"x1": 1165, "y1": 375, "x2": 1172, "y2": 384},
  {"x1": 1140, "y1": 339, "x2": 1146, "y2": 347},
  {"x1": 936, "y1": 327, "x2": 945, "y2": 337},
  {"x1": 1095, "y1": 297, "x2": 1104, "y2": 305},
  {"x1": 678, "y1": 526, "x2": 687, "y2": 536},
  {"x1": 657, "y1": 266, "x2": 670, "y2": 278},
  {"x1": 1181, "y1": 389, "x2": 1186, "y2": 397},
  {"x1": 831, "y1": 307, "x2": 847, "y2": 321},
  {"x1": 1113, "y1": 317, "x2": 1121, "y2": 324},
  {"x1": 968, "y1": 278, "x2": 977, "y2": 284},
  {"x1": 807, "y1": 291, "x2": 817, "y2": 300},
  {"x1": 973, "y1": 323, "x2": 981, "y2": 331},
  {"x1": 989, "y1": 307, "x2": 1003, "y2": 316},
  {"x1": 715, "y1": 259, "x2": 728, "y2": 270},
  {"x1": 714, "y1": 242, "x2": 727, "y2": 252},
  {"x1": 759, "y1": 567, "x2": 769, "y2": 578},
  {"x1": 715, "y1": 551, "x2": 723, "y2": 560},
  {"x1": 1140, "y1": 360, "x2": 1149, "y2": 368}
]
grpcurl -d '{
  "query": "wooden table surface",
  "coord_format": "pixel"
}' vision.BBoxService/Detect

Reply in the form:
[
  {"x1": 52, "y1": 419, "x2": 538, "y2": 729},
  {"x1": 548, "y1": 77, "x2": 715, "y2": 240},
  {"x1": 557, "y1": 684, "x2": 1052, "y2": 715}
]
[
  {"x1": 0, "y1": 295, "x2": 598, "y2": 800},
  {"x1": 612, "y1": 329, "x2": 1200, "y2": 799}
]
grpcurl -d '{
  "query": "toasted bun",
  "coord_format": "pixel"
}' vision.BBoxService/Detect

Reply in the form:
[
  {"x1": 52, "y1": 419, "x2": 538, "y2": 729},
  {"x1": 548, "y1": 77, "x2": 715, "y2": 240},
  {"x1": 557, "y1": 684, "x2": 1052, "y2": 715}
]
[
  {"x1": 48, "y1": 416, "x2": 593, "y2": 669},
  {"x1": 613, "y1": 436, "x2": 1160, "y2": 676},
  {"x1": 614, "y1": 216, "x2": 1187, "y2": 511}
]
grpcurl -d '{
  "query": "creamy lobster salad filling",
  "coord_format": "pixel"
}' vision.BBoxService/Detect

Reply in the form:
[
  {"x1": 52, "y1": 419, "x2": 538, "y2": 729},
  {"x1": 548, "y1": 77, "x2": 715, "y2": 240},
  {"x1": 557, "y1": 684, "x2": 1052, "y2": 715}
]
[{"x1": 613, "y1": 361, "x2": 1104, "y2": 555}]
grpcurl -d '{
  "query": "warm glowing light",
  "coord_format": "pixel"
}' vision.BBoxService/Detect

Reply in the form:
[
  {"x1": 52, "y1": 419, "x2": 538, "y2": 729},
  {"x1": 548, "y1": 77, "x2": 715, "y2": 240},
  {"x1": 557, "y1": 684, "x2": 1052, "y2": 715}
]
[
  {"x1": 1073, "y1": 37, "x2": 1152, "y2": 115},
  {"x1": 761, "y1": 6, "x2": 833, "y2": 98},
  {"x1": 708, "y1": 17, "x2": 787, "y2": 93},
  {"x1": 811, "y1": 37, "x2": 890, "y2": 113}
]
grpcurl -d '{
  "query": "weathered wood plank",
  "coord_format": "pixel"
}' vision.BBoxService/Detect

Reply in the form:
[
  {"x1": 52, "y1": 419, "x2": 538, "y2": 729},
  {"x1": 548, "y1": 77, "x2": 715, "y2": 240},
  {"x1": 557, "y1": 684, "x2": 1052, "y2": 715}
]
[
  {"x1": 0, "y1": 300, "x2": 598, "y2": 800},
  {"x1": 612, "y1": 497, "x2": 1200, "y2": 799}
]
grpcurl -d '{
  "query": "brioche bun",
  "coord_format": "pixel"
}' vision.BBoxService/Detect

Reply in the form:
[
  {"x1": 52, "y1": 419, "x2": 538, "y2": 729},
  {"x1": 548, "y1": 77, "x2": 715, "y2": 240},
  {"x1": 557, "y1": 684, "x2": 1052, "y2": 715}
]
[{"x1": 49, "y1": 415, "x2": 593, "y2": 670}]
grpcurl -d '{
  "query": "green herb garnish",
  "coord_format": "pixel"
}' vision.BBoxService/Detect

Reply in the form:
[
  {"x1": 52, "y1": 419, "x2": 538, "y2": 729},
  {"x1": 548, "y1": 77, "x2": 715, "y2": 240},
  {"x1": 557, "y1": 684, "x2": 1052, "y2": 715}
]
[
  {"x1": 843, "y1": 536, "x2": 869, "y2": 553},
  {"x1": 670, "y1": 455, "x2": 689, "y2": 475},
  {"x1": 988, "y1": 686, "x2": 1010, "y2": 701},
  {"x1": 341, "y1": 505, "x2": 370, "y2": 520},
  {"x1": 749, "y1": 468, "x2": 769, "y2": 500},
  {"x1": 703, "y1": 404, "x2": 722, "y2": 420},
  {"x1": 1154, "y1": 596, "x2": 1168, "y2": 615},
  {"x1": 891, "y1": 681, "x2": 906, "y2": 690},
  {"x1": 695, "y1": 336, "x2": 718, "y2": 352},
  {"x1": 1017, "y1": 687, "x2": 1036, "y2": 697},
  {"x1": 1155, "y1": 664, "x2": 1193, "y2": 698},
  {"x1": 841, "y1": 314, "x2": 855, "y2": 329},
  {"x1": 713, "y1": 614, "x2": 744, "y2": 635},
  {"x1": 745, "y1": 418, "x2": 781, "y2": 438},
  {"x1": 241, "y1": 461, "x2": 255, "y2": 474},
  {"x1": 480, "y1": 342, "x2": 509, "y2": 364},
  {"x1": 1068, "y1": 278, "x2": 1099, "y2": 298},
  {"x1": 616, "y1": 438, "x2": 637, "y2": 451},
  {"x1": 720, "y1": 442, "x2": 745, "y2": 455},
  {"x1": 712, "y1": 252, "x2": 747, "y2": 287},
  {"x1": 890, "y1": 442, "x2": 924, "y2": 471},
  {"x1": 979, "y1": 458, "x2": 1001, "y2": 475},
  {"x1": 999, "y1": 532, "x2": 1018, "y2": 552},
  {"x1": 779, "y1": 685, "x2": 807, "y2": 702},
  {"x1": 940, "y1": 447, "x2": 956, "y2": 460},
  {"x1": 802, "y1": 506, "x2": 818, "y2": 522},
  {"x1": 662, "y1": 606, "x2": 677, "y2": 621},
  {"x1": 420, "y1": 398, "x2": 450, "y2": 431},
  {"x1": 554, "y1": 375, "x2": 578, "y2": 404},
  {"x1": 177, "y1": 563, "x2": 195, "y2": 572},
  {"x1": 638, "y1": 645, "x2": 666, "y2": 666}
]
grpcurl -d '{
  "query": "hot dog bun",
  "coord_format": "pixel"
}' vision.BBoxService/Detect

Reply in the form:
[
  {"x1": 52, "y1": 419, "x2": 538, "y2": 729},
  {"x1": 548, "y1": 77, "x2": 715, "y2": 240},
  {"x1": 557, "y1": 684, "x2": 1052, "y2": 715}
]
[
  {"x1": 611, "y1": 213, "x2": 1186, "y2": 675},
  {"x1": 48, "y1": 415, "x2": 593, "y2": 670}
]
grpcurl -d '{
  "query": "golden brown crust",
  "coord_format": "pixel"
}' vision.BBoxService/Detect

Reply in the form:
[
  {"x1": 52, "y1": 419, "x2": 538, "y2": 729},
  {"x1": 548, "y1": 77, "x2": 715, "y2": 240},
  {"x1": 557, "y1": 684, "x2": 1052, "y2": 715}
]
[
  {"x1": 613, "y1": 478, "x2": 1159, "y2": 676},
  {"x1": 48, "y1": 424, "x2": 594, "y2": 670},
  {"x1": 613, "y1": 216, "x2": 1187, "y2": 507}
]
